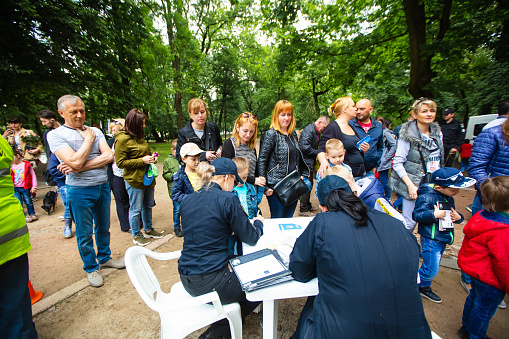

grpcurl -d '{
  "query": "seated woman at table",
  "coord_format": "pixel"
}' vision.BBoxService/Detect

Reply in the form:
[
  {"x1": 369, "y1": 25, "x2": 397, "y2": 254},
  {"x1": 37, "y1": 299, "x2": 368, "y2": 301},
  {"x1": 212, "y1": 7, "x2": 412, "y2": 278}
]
[
  {"x1": 289, "y1": 176, "x2": 431, "y2": 339},
  {"x1": 178, "y1": 158, "x2": 264, "y2": 339}
]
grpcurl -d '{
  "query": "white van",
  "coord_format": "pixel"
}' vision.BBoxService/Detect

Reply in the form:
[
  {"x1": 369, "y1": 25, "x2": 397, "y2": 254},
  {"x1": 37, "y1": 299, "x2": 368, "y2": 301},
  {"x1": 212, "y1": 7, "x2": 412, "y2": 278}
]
[{"x1": 464, "y1": 114, "x2": 498, "y2": 142}]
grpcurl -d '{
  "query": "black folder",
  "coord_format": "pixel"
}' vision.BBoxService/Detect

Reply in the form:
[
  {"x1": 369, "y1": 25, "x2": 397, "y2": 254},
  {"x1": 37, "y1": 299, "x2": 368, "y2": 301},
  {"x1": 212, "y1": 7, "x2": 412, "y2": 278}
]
[{"x1": 229, "y1": 248, "x2": 293, "y2": 292}]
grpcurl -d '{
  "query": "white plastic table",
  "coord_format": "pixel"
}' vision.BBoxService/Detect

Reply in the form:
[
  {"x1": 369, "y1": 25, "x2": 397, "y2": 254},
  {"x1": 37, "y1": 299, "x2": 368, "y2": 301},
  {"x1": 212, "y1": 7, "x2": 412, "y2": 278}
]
[{"x1": 243, "y1": 217, "x2": 318, "y2": 339}]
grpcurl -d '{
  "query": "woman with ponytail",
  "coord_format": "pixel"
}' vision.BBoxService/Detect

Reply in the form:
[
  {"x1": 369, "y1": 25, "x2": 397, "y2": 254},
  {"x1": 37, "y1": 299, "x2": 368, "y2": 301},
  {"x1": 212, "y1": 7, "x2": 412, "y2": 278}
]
[
  {"x1": 289, "y1": 175, "x2": 431, "y2": 339},
  {"x1": 178, "y1": 158, "x2": 264, "y2": 339},
  {"x1": 317, "y1": 97, "x2": 369, "y2": 179}
]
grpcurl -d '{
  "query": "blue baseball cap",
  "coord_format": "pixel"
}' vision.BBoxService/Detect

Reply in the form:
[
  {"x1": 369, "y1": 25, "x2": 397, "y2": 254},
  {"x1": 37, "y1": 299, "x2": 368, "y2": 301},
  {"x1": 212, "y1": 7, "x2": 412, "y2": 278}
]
[
  {"x1": 317, "y1": 175, "x2": 353, "y2": 206},
  {"x1": 211, "y1": 158, "x2": 243, "y2": 185},
  {"x1": 431, "y1": 168, "x2": 476, "y2": 188}
]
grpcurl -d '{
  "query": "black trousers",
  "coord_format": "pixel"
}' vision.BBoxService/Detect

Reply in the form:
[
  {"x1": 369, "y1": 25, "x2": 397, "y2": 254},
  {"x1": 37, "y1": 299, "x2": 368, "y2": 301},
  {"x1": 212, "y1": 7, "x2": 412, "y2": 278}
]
[
  {"x1": 111, "y1": 175, "x2": 131, "y2": 232},
  {"x1": 180, "y1": 265, "x2": 260, "y2": 338},
  {"x1": 0, "y1": 254, "x2": 38, "y2": 339},
  {"x1": 299, "y1": 169, "x2": 315, "y2": 212}
]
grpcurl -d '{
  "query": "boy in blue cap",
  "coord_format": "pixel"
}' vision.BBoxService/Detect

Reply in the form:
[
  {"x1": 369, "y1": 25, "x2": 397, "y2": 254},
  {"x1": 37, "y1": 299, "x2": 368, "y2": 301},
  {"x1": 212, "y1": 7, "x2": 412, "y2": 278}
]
[{"x1": 413, "y1": 167, "x2": 476, "y2": 303}]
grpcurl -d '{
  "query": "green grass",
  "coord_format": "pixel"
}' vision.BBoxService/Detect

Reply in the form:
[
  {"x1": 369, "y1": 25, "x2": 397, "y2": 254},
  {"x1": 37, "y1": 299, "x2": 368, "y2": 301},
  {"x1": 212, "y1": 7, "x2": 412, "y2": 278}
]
[{"x1": 148, "y1": 142, "x2": 174, "y2": 160}]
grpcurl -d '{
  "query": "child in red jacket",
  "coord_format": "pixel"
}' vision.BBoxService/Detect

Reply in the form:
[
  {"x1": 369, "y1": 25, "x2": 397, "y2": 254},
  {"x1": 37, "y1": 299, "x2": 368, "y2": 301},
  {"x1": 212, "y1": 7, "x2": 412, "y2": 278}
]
[
  {"x1": 459, "y1": 139, "x2": 473, "y2": 171},
  {"x1": 457, "y1": 176, "x2": 509, "y2": 339}
]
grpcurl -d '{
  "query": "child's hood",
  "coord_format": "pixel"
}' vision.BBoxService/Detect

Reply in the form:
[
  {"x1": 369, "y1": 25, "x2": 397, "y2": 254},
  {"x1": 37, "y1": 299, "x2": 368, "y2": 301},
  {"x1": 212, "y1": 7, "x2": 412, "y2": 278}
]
[{"x1": 465, "y1": 211, "x2": 509, "y2": 239}]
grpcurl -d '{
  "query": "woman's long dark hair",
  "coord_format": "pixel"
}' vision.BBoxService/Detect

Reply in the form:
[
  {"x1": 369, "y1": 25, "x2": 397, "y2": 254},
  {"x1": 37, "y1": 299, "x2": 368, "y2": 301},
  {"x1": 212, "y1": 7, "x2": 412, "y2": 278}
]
[
  {"x1": 125, "y1": 109, "x2": 146, "y2": 139},
  {"x1": 326, "y1": 189, "x2": 368, "y2": 226}
]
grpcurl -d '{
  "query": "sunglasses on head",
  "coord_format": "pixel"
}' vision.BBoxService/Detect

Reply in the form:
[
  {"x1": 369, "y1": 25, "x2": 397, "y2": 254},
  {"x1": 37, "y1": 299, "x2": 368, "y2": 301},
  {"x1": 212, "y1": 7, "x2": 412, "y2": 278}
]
[{"x1": 242, "y1": 113, "x2": 257, "y2": 120}]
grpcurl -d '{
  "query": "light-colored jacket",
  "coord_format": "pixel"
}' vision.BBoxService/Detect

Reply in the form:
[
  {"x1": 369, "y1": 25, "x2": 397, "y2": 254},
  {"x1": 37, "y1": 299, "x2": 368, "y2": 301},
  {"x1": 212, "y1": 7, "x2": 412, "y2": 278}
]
[{"x1": 5, "y1": 128, "x2": 43, "y2": 161}]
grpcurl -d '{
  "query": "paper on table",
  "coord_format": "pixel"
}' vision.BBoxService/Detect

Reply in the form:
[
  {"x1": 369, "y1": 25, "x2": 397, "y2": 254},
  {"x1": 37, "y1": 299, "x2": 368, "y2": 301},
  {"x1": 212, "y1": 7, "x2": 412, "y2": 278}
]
[{"x1": 233, "y1": 254, "x2": 288, "y2": 283}]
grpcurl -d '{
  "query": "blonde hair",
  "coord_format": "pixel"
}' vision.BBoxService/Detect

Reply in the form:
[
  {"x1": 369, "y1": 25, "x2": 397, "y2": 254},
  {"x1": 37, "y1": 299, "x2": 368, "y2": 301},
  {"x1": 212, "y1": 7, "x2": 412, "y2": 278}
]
[
  {"x1": 328, "y1": 97, "x2": 353, "y2": 119},
  {"x1": 188, "y1": 98, "x2": 210, "y2": 116},
  {"x1": 325, "y1": 138, "x2": 344, "y2": 154},
  {"x1": 232, "y1": 113, "x2": 258, "y2": 149},
  {"x1": 480, "y1": 176, "x2": 509, "y2": 212},
  {"x1": 412, "y1": 98, "x2": 437, "y2": 115},
  {"x1": 109, "y1": 118, "x2": 125, "y2": 131},
  {"x1": 232, "y1": 157, "x2": 249, "y2": 172},
  {"x1": 324, "y1": 166, "x2": 354, "y2": 183},
  {"x1": 270, "y1": 100, "x2": 295, "y2": 135},
  {"x1": 171, "y1": 139, "x2": 177, "y2": 149}
]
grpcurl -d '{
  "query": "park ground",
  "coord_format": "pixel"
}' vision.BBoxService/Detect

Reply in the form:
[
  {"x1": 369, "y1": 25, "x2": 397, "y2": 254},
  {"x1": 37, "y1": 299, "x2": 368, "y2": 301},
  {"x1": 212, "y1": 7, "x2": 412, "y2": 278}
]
[{"x1": 26, "y1": 163, "x2": 508, "y2": 338}]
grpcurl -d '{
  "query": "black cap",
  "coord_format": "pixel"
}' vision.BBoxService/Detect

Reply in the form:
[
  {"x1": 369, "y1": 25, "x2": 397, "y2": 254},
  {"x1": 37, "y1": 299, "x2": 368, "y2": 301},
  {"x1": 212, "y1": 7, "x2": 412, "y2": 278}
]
[
  {"x1": 317, "y1": 175, "x2": 352, "y2": 206},
  {"x1": 211, "y1": 158, "x2": 244, "y2": 185},
  {"x1": 443, "y1": 108, "x2": 455, "y2": 115}
]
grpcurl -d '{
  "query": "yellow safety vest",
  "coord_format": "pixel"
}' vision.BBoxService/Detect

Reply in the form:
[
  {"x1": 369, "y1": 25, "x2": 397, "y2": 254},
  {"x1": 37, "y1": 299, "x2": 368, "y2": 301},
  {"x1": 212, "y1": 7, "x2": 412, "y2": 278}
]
[{"x1": 0, "y1": 137, "x2": 31, "y2": 266}]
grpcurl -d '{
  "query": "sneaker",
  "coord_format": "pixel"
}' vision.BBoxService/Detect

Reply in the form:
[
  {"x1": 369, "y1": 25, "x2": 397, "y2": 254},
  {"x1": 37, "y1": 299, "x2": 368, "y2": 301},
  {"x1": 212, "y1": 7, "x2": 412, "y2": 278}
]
[
  {"x1": 64, "y1": 225, "x2": 72, "y2": 238},
  {"x1": 25, "y1": 217, "x2": 31, "y2": 223},
  {"x1": 133, "y1": 233, "x2": 151, "y2": 246},
  {"x1": 58, "y1": 215, "x2": 65, "y2": 221},
  {"x1": 461, "y1": 280, "x2": 471, "y2": 294},
  {"x1": 174, "y1": 227, "x2": 183, "y2": 237},
  {"x1": 499, "y1": 300, "x2": 507, "y2": 309},
  {"x1": 87, "y1": 270, "x2": 104, "y2": 287},
  {"x1": 144, "y1": 228, "x2": 163, "y2": 239},
  {"x1": 457, "y1": 326, "x2": 469, "y2": 339},
  {"x1": 28, "y1": 215, "x2": 38, "y2": 222},
  {"x1": 466, "y1": 204, "x2": 472, "y2": 213},
  {"x1": 419, "y1": 287, "x2": 442, "y2": 303},
  {"x1": 99, "y1": 258, "x2": 125, "y2": 269}
]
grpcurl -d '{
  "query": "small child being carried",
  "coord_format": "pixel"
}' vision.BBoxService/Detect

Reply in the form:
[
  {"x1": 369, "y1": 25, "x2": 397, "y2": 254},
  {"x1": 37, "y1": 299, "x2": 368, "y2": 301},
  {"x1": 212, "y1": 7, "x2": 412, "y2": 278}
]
[{"x1": 315, "y1": 139, "x2": 352, "y2": 197}]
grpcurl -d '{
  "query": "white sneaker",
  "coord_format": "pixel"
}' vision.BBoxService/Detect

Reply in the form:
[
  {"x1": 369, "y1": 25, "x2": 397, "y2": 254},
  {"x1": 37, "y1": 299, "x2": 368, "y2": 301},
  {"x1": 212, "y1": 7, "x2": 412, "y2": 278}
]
[
  {"x1": 499, "y1": 300, "x2": 507, "y2": 309},
  {"x1": 58, "y1": 215, "x2": 65, "y2": 221},
  {"x1": 87, "y1": 270, "x2": 104, "y2": 287}
]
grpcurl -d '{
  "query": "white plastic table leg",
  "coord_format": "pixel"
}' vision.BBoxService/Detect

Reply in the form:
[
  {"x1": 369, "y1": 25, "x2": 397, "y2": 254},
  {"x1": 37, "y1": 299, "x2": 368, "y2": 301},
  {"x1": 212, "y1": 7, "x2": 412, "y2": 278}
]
[{"x1": 262, "y1": 299, "x2": 278, "y2": 339}]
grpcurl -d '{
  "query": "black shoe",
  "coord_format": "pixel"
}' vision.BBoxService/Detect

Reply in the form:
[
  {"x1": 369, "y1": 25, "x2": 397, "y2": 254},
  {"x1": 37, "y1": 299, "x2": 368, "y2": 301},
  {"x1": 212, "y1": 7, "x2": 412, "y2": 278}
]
[
  {"x1": 457, "y1": 325, "x2": 469, "y2": 339},
  {"x1": 419, "y1": 287, "x2": 442, "y2": 303},
  {"x1": 198, "y1": 326, "x2": 225, "y2": 339},
  {"x1": 174, "y1": 227, "x2": 183, "y2": 237}
]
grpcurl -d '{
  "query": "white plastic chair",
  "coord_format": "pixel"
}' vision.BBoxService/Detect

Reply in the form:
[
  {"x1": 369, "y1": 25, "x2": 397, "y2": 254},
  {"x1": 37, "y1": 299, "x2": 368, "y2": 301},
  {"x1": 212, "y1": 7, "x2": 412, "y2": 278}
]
[{"x1": 124, "y1": 246, "x2": 242, "y2": 339}]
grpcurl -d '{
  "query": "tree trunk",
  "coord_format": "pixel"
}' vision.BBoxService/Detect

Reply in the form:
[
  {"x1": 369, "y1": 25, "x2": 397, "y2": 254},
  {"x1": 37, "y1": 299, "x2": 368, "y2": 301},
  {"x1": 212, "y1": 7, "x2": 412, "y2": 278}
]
[{"x1": 150, "y1": 128, "x2": 164, "y2": 142}]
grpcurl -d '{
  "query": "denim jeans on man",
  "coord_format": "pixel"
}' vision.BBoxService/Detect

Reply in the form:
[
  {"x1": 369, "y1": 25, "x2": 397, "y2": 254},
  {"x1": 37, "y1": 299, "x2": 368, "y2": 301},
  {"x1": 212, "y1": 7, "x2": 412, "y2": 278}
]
[
  {"x1": 57, "y1": 186, "x2": 71, "y2": 219},
  {"x1": 462, "y1": 277, "x2": 506, "y2": 339},
  {"x1": 173, "y1": 200, "x2": 180, "y2": 230},
  {"x1": 418, "y1": 237, "x2": 446, "y2": 288},
  {"x1": 67, "y1": 182, "x2": 111, "y2": 273},
  {"x1": 125, "y1": 181, "x2": 155, "y2": 236},
  {"x1": 267, "y1": 194, "x2": 298, "y2": 218},
  {"x1": 13, "y1": 187, "x2": 35, "y2": 215}
]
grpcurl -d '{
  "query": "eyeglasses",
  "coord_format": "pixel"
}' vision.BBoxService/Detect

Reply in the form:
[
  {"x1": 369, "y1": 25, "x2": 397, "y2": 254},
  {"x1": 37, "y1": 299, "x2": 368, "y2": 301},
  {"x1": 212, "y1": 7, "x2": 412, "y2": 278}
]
[
  {"x1": 416, "y1": 97, "x2": 432, "y2": 104},
  {"x1": 242, "y1": 113, "x2": 257, "y2": 120}
]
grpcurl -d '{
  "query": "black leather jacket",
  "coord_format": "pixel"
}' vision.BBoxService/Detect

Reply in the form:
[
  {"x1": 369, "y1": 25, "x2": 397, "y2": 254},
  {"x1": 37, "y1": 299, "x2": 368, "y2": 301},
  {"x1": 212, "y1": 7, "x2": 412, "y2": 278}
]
[
  {"x1": 176, "y1": 120, "x2": 222, "y2": 162},
  {"x1": 298, "y1": 122, "x2": 319, "y2": 171},
  {"x1": 257, "y1": 128, "x2": 310, "y2": 187}
]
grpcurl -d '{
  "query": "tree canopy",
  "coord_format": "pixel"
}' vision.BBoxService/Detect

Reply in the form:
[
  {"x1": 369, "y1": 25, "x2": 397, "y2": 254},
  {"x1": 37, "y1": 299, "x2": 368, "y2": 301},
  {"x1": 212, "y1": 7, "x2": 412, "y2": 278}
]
[{"x1": 1, "y1": 0, "x2": 508, "y2": 136}]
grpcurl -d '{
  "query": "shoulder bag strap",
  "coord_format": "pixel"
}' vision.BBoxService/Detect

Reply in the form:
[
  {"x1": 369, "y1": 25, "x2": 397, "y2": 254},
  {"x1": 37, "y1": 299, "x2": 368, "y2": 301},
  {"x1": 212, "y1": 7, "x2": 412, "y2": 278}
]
[
  {"x1": 418, "y1": 145, "x2": 428, "y2": 174},
  {"x1": 204, "y1": 123, "x2": 210, "y2": 152}
]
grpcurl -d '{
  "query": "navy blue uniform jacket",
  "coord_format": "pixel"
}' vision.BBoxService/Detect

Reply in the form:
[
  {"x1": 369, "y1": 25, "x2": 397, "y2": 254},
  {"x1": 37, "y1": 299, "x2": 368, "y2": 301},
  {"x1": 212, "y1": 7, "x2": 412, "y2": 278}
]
[
  {"x1": 289, "y1": 209, "x2": 431, "y2": 339},
  {"x1": 178, "y1": 182, "x2": 263, "y2": 276}
]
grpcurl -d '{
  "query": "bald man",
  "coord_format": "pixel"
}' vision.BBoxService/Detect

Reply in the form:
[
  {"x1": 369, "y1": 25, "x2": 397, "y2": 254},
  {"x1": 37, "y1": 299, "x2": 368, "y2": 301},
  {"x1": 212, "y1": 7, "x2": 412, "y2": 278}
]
[{"x1": 349, "y1": 99, "x2": 384, "y2": 174}]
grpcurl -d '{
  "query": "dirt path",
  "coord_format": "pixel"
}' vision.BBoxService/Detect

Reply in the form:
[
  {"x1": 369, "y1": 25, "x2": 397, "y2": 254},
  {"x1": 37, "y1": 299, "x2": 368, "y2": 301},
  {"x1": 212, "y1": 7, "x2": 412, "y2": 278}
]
[{"x1": 29, "y1": 165, "x2": 508, "y2": 338}]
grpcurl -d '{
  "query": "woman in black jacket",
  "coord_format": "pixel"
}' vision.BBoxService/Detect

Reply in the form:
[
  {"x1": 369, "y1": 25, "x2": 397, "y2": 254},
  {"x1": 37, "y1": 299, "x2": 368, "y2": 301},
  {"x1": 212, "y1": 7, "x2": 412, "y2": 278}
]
[
  {"x1": 176, "y1": 98, "x2": 222, "y2": 163},
  {"x1": 290, "y1": 175, "x2": 431, "y2": 339},
  {"x1": 258, "y1": 100, "x2": 309, "y2": 218}
]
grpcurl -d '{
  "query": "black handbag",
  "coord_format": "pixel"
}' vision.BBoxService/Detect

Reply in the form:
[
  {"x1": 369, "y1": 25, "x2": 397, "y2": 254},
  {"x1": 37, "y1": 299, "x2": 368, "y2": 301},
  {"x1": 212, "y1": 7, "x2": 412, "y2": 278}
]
[{"x1": 273, "y1": 170, "x2": 309, "y2": 207}]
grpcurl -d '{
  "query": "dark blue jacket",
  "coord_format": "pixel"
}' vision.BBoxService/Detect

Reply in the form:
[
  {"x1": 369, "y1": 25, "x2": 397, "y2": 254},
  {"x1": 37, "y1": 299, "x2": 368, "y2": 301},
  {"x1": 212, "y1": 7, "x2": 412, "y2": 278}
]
[
  {"x1": 171, "y1": 167, "x2": 195, "y2": 204},
  {"x1": 48, "y1": 153, "x2": 66, "y2": 187},
  {"x1": 178, "y1": 182, "x2": 263, "y2": 276},
  {"x1": 413, "y1": 185, "x2": 464, "y2": 245},
  {"x1": 349, "y1": 117, "x2": 384, "y2": 171},
  {"x1": 358, "y1": 176, "x2": 386, "y2": 209},
  {"x1": 232, "y1": 182, "x2": 264, "y2": 219},
  {"x1": 290, "y1": 209, "x2": 430, "y2": 339},
  {"x1": 468, "y1": 125, "x2": 509, "y2": 190}
]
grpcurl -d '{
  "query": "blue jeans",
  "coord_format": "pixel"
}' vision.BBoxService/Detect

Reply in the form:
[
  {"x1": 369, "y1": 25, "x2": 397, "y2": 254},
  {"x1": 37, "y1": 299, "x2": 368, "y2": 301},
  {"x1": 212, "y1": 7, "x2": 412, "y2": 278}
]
[
  {"x1": 267, "y1": 194, "x2": 298, "y2": 218},
  {"x1": 418, "y1": 237, "x2": 446, "y2": 288},
  {"x1": 67, "y1": 183, "x2": 111, "y2": 273},
  {"x1": 13, "y1": 187, "x2": 35, "y2": 216},
  {"x1": 173, "y1": 200, "x2": 180, "y2": 229},
  {"x1": 58, "y1": 186, "x2": 70, "y2": 219},
  {"x1": 462, "y1": 278, "x2": 506, "y2": 339},
  {"x1": 378, "y1": 169, "x2": 391, "y2": 201},
  {"x1": 125, "y1": 181, "x2": 155, "y2": 236}
]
